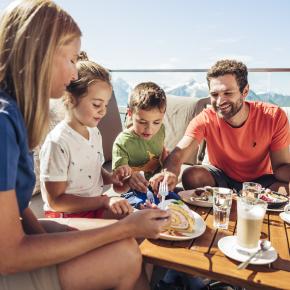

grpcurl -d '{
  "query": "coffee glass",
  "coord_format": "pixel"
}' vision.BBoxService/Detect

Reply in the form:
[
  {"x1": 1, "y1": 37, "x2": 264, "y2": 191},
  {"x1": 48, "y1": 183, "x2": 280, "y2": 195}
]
[
  {"x1": 237, "y1": 197, "x2": 267, "y2": 249},
  {"x1": 242, "y1": 182, "x2": 262, "y2": 198},
  {"x1": 213, "y1": 187, "x2": 233, "y2": 230}
]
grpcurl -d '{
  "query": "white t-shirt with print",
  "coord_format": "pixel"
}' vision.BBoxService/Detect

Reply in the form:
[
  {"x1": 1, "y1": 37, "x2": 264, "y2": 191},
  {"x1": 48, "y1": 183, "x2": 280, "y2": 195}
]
[{"x1": 40, "y1": 121, "x2": 104, "y2": 211}]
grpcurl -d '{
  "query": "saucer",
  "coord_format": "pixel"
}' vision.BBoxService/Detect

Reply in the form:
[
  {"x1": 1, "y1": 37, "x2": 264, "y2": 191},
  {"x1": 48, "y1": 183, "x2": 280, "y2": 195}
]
[
  {"x1": 280, "y1": 212, "x2": 290, "y2": 224},
  {"x1": 218, "y1": 236, "x2": 277, "y2": 265}
]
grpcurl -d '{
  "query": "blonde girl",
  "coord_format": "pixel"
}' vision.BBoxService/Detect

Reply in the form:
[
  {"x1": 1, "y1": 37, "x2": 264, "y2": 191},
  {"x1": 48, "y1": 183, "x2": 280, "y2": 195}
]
[{"x1": 40, "y1": 52, "x2": 132, "y2": 219}]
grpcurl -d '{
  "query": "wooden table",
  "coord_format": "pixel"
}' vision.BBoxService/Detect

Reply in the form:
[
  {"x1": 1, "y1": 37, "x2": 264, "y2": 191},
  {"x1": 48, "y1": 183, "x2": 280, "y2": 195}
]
[{"x1": 140, "y1": 200, "x2": 290, "y2": 289}]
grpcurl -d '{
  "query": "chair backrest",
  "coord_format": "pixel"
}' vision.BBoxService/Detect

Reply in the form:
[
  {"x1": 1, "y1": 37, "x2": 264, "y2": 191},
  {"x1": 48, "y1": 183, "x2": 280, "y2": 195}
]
[
  {"x1": 164, "y1": 95, "x2": 211, "y2": 164},
  {"x1": 98, "y1": 91, "x2": 122, "y2": 162}
]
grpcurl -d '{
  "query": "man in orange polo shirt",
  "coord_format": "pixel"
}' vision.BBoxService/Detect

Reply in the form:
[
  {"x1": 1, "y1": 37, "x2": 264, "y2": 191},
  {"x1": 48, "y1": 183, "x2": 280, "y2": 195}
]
[{"x1": 151, "y1": 59, "x2": 290, "y2": 194}]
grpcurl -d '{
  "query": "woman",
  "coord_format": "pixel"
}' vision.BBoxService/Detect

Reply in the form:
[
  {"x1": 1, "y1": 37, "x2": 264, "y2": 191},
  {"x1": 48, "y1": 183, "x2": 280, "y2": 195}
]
[{"x1": 0, "y1": 1, "x2": 170, "y2": 289}]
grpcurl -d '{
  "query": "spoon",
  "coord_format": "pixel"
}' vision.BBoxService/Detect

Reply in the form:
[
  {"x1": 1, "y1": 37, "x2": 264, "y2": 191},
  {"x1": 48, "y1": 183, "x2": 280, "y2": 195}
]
[{"x1": 237, "y1": 240, "x2": 271, "y2": 270}]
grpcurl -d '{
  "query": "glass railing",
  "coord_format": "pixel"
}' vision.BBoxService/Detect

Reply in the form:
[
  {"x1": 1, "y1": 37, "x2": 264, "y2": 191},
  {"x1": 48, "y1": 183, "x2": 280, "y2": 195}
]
[{"x1": 110, "y1": 68, "x2": 290, "y2": 121}]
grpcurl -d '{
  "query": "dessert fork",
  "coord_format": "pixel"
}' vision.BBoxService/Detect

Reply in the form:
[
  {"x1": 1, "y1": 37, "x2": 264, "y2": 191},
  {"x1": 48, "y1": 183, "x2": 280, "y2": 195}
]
[{"x1": 158, "y1": 171, "x2": 169, "y2": 209}]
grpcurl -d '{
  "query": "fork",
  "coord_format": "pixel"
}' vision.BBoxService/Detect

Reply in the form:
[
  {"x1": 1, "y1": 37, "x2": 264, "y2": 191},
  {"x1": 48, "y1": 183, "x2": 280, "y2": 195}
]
[{"x1": 158, "y1": 171, "x2": 169, "y2": 209}]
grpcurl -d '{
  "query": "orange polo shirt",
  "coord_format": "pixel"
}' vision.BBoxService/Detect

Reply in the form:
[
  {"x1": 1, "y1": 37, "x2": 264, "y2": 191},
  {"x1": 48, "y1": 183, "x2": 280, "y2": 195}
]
[{"x1": 185, "y1": 101, "x2": 289, "y2": 182}]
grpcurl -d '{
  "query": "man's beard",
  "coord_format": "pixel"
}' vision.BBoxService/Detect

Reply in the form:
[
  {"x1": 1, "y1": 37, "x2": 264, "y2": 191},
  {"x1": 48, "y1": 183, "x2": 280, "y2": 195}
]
[{"x1": 213, "y1": 98, "x2": 244, "y2": 120}]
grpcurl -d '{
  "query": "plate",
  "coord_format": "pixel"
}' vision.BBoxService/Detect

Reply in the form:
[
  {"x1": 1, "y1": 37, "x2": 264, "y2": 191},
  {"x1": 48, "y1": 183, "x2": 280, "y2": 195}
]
[
  {"x1": 259, "y1": 191, "x2": 289, "y2": 209},
  {"x1": 279, "y1": 212, "x2": 290, "y2": 224},
  {"x1": 158, "y1": 199, "x2": 206, "y2": 241},
  {"x1": 266, "y1": 202, "x2": 289, "y2": 212},
  {"x1": 218, "y1": 236, "x2": 277, "y2": 265},
  {"x1": 178, "y1": 189, "x2": 213, "y2": 208}
]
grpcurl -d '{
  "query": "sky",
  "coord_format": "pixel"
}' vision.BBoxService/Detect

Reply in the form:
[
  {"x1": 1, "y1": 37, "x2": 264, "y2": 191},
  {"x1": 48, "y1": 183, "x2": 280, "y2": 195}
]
[{"x1": 1, "y1": 0, "x2": 290, "y2": 93}]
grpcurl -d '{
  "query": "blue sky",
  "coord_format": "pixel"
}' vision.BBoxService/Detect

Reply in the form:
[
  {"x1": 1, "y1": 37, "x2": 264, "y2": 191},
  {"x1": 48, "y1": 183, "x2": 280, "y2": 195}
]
[
  {"x1": 57, "y1": 0, "x2": 290, "y2": 69},
  {"x1": 1, "y1": 0, "x2": 290, "y2": 94}
]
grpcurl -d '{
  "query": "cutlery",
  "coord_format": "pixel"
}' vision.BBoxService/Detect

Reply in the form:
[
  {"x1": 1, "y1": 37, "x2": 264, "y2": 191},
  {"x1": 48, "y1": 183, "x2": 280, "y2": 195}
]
[
  {"x1": 158, "y1": 170, "x2": 169, "y2": 209},
  {"x1": 237, "y1": 240, "x2": 271, "y2": 270}
]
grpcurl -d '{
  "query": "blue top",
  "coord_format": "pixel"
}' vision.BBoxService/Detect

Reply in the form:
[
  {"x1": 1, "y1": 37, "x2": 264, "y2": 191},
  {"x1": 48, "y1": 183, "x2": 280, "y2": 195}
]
[{"x1": 0, "y1": 90, "x2": 35, "y2": 214}]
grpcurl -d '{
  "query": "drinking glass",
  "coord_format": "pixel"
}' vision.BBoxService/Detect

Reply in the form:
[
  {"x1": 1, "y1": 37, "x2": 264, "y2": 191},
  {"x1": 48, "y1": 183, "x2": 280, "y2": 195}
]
[
  {"x1": 213, "y1": 187, "x2": 233, "y2": 230},
  {"x1": 237, "y1": 197, "x2": 267, "y2": 249},
  {"x1": 242, "y1": 182, "x2": 262, "y2": 198}
]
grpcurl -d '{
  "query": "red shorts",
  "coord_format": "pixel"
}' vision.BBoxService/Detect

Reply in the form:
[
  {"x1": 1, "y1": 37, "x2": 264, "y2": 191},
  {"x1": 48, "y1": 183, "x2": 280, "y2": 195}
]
[{"x1": 44, "y1": 208, "x2": 105, "y2": 219}]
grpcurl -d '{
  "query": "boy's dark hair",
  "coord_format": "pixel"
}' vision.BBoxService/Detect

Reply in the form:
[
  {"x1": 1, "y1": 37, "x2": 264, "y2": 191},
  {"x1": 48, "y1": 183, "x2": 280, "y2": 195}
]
[
  {"x1": 128, "y1": 82, "x2": 166, "y2": 113},
  {"x1": 65, "y1": 51, "x2": 111, "y2": 106},
  {"x1": 206, "y1": 59, "x2": 248, "y2": 93}
]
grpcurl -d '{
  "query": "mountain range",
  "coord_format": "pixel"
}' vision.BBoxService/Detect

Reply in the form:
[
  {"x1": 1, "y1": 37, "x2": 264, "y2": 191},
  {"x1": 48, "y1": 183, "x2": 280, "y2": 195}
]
[{"x1": 112, "y1": 78, "x2": 290, "y2": 107}]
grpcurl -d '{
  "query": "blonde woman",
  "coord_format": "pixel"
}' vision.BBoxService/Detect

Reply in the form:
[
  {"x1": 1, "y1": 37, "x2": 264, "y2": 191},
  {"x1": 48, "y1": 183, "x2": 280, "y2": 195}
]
[{"x1": 0, "y1": 1, "x2": 170, "y2": 290}]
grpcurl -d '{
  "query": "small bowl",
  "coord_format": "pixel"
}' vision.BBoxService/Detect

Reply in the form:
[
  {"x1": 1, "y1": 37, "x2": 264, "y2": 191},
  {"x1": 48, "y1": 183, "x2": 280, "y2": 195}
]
[{"x1": 259, "y1": 191, "x2": 289, "y2": 209}]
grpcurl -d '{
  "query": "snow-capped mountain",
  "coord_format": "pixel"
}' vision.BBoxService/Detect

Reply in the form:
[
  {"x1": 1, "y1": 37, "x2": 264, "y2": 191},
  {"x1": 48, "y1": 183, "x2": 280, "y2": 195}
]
[
  {"x1": 165, "y1": 79, "x2": 208, "y2": 98},
  {"x1": 112, "y1": 77, "x2": 290, "y2": 107},
  {"x1": 112, "y1": 78, "x2": 131, "y2": 106}
]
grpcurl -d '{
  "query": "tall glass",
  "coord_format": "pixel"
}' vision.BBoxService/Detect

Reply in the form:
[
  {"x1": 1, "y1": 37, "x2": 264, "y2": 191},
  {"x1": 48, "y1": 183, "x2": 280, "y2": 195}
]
[
  {"x1": 237, "y1": 197, "x2": 267, "y2": 249},
  {"x1": 213, "y1": 187, "x2": 233, "y2": 230},
  {"x1": 242, "y1": 182, "x2": 262, "y2": 198}
]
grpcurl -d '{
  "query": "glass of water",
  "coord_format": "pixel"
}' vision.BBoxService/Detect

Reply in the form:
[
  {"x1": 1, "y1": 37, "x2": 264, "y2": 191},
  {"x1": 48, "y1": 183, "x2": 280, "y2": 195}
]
[
  {"x1": 242, "y1": 182, "x2": 262, "y2": 198},
  {"x1": 213, "y1": 187, "x2": 233, "y2": 230}
]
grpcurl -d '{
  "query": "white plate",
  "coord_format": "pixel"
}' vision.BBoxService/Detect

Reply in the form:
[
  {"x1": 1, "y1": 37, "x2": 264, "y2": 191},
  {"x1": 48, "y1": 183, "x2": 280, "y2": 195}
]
[
  {"x1": 178, "y1": 190, "x2": 213, "y2": 208},
  {"x1": 158, "y1": 199, "x2": 206, "y2": 241},
  {"x1": 218, "y1": 236, "x2": 277, "y2": 265},
  {"x1": 280, "y1": 212, "x2": 290, "y2": 224}
]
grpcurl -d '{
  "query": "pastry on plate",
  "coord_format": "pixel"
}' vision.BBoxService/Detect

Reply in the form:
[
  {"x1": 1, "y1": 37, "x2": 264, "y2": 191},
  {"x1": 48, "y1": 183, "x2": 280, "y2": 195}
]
[
  {"x1": 191, "y1": 186, "x2": 213, "y2": 202},
  {"x1": 166, "y1": 201, "x2": 195, "y2": 233}
]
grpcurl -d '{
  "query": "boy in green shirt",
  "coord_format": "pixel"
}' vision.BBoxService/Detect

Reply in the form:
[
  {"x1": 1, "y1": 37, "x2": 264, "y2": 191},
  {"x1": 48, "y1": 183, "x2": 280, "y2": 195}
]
[{"x1": 112, "y1": 82, "x2": 179, "y2": 208}]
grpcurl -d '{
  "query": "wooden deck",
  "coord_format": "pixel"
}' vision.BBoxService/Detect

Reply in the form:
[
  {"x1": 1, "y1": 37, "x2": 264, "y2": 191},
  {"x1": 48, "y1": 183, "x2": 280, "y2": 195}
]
[{"x1": 141, "y1": 199, "x2": 290, "y2": 290}]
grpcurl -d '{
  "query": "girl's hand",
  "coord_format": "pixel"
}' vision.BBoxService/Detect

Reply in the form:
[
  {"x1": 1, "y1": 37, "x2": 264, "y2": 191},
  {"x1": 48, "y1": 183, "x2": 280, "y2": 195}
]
[
  {"x1": 100, "y1": 195, "x2": 110, "y2": 209},
  {"x1": 128, "y1": 171, "x2": 148, "y2": 193},
  {"x1": 121, "y1": 209, "x2": 171, "y2": 239},
  {"x1": 112, "y1": 165, "x2": 132, "y2": 186},
  {"x1": 109, "y1": 199, "x2": 133, "y2": 216}
]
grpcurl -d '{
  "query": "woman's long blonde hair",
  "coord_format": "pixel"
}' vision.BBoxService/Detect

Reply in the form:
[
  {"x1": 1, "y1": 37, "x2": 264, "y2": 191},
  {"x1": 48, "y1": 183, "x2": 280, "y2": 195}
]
[{"x1": 0, "y1": 0, "x2": 81, "y2": 149}]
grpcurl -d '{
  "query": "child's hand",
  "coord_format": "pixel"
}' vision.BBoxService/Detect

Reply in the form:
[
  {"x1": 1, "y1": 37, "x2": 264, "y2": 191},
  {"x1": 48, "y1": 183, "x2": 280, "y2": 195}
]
[
  {"x1": 140, "y1": 200, "x2": 158, "y2": 209},
  {"x1": 128, "y1": 171, "x2": 148, "y2": 193},
  {"x1": 110, "y1": 199, "x2": 133, "y2": 216},
  {"x1": 112, "y1": 165, "x2": 132, "y2": 186},
  {"x1": 100, "y1": 195, "x2": 110, "y2": 209}
]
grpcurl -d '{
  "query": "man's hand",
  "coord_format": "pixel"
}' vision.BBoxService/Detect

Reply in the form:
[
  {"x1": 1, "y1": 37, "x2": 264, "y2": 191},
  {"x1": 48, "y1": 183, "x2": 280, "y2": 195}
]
[{"x1": 149, "y1": 171, "x2": 178, "y2": 193}]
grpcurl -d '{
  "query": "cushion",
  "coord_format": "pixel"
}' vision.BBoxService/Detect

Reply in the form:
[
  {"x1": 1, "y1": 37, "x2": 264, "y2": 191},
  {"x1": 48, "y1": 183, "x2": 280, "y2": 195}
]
[
  {"x1": 98, "y1": 91, "x2": 122, "y2": 162},
  {"x1": 164, "y1": 95, "x2": 211, "y2": 164}
]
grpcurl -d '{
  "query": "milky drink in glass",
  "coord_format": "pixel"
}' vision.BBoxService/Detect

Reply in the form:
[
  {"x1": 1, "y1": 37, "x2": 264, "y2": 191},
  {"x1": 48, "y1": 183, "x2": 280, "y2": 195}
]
[
  {"x1": 213, "y1": 188, "x2": 233, "y2": 230},
  {"x1": 237, "y1": 197, "x2": 267, "y2": 249}
]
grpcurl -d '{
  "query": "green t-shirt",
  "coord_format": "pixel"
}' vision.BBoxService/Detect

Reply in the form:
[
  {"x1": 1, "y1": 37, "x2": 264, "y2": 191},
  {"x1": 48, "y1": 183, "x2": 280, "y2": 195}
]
[{"x1": 112, "y1": 124, "x2": 165, "y2": 180}]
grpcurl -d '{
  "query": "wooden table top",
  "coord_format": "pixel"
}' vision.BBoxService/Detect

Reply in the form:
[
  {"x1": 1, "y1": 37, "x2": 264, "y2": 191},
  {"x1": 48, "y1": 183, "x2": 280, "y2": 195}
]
[{"x1": 140, "y1": 199, "x2": 290, "y2": 290}]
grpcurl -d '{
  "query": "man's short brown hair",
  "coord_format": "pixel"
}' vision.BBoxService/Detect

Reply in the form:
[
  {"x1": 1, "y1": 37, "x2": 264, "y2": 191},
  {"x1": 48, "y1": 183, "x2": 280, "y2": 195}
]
[{"x1": 207, "y1": 59, "x2": 248, "y2": 93}]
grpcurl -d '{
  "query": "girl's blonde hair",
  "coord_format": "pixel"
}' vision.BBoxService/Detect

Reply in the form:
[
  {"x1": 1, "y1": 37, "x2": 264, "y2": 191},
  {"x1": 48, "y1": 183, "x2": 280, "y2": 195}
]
[
  {"x1": 0, "y1": 0, "x2": 81, "y2": 149},
  {"x1": 65, "y1": 51, "x2": 111, "y2": 107}
]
